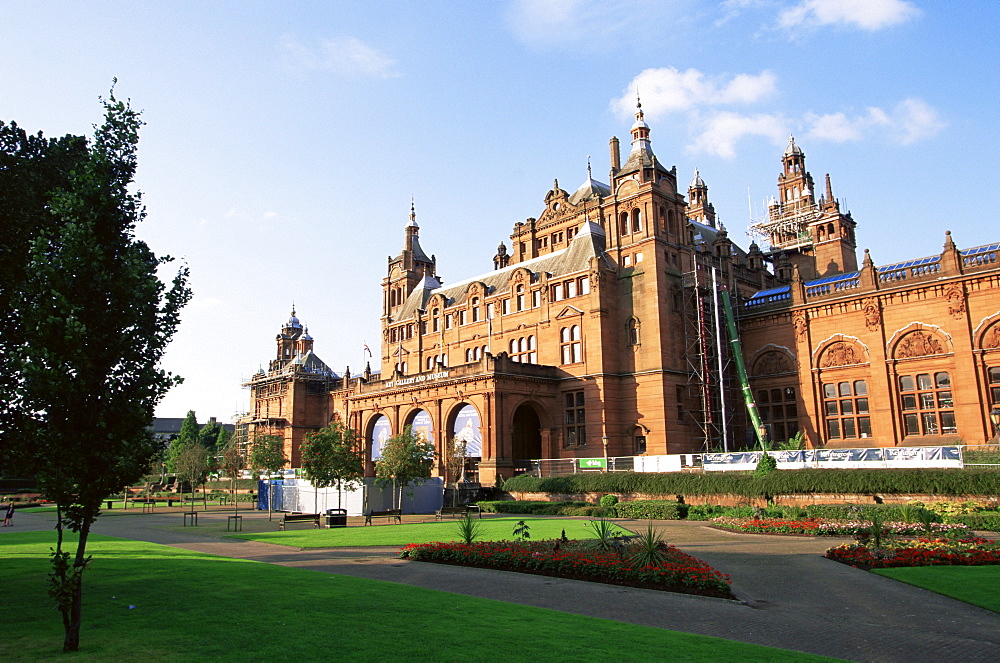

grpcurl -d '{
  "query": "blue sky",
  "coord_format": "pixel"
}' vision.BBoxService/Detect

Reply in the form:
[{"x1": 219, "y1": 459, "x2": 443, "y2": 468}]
[{"x1": 2, "y1": 1, "x2": 997, "y2": 422}]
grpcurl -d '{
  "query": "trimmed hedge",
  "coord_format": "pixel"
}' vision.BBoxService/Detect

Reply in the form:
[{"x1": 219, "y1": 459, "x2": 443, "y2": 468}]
[
  {"x1": 613, "y1": 500, "x2": 687, "y2": 520},
  {"x1": 802, "y1": 503, "x2": 942, "y2": 523},
  {"x1": 503, "y1": 469, "x2": 1000, "y2": 498}
]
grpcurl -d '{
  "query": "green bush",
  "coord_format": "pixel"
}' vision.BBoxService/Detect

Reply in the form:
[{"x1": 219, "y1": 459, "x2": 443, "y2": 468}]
[
  {"x1": 502, "y1": 469, "x2": 1000, "y2": 499},
  {"x1": 754, "y1": 454, "x2": 778, "y2": 477},
  {"x1": 686, "y1": 504, "x2": 726, "y2": 521},
  {"x1": 952, "y1": 513, "x2": 1000, "y2": 532},
  {"x1": 476, "y1": 500, "x2": 589, "y2": 515},
  {"x1": 599, "y1": 494, "x2": 619, "y2": 507},
  {"x1": 614, "y1": 500, "x2": 687, "y2": 520}
]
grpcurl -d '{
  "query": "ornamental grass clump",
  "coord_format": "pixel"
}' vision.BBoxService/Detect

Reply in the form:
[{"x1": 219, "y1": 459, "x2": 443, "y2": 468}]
[
  {"x1": 627, "y1": 522, "x2": 668, "y2": 568},
  {"x1": 455, "y1": 513, "x2": 484, "y2": 544}
]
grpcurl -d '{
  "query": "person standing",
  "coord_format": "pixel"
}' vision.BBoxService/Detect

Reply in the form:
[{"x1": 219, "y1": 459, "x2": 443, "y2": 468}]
[{"x1": 2, "y1": 502, "x2": 13, "y2": 526}]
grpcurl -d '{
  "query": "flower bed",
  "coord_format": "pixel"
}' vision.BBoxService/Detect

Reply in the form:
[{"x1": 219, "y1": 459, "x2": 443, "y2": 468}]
[
  {"x1": 826, "y1": 537, "x2": 1000, "y2": 569},
  {"x1": 711, "y1": 517, "x2": 971, "y2": 537},
  {"x1": 399, "y1": 539, "x2": 733, "y2": 599}
]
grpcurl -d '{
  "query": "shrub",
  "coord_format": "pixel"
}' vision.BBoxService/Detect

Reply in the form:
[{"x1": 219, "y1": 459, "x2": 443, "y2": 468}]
[
  {"x1": 952, "y1": 513, "x2": 1000, "y2": 532},
  {"x1": 754, "y1": 453, "x2": 778, "y2": 477},
  {"x1": 686, "y1": 504, "x2": 726, "y2": 521},
  {"x1": 803, "y1": 504, "x2": 943, "y2": 523},
  {"x1": 599, "y1": 494, "x2": 619, "y2": 507},
  {"x1": 614, "y1": 500, "x2": 687, "y2": 520},
  {"x1": 476, "y1": 500, "x2": 594, "y2": 516}
]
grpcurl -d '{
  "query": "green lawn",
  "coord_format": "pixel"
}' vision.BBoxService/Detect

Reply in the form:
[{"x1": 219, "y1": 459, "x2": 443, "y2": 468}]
[
  {"x1": 874, "y1": 566, "x2": 1000, "y2": 613},
  {"x1": 0, "y1": 531, "x2": 835, "y2": 662},
  {"x1": 228, "y1": 517, "x2": 628, "y2": 548}
]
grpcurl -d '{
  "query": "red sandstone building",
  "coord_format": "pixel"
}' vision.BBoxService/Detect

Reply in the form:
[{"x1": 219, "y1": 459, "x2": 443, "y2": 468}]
[{"x1": 245, "y1": 103, "x2": 1000, "y2": 483}]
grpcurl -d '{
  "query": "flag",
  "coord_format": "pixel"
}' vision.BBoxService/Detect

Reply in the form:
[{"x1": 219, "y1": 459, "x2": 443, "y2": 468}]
[{"x1": 363, "y1": 343, "x2": 372, "y2": 357}]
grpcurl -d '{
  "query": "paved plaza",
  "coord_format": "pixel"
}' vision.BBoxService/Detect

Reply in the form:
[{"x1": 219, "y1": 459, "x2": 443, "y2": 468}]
[{"x1": 8, "y1": 506, "x2": 1000, "y2": 662}]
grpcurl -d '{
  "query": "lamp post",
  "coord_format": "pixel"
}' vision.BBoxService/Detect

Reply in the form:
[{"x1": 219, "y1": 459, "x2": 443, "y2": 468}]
[
  {"x1": 990, "y1": 406, "x2": 1000, "y2": 441},
  {"x1": 602, "y1": 435, "x2": 609, "y2": 471}
]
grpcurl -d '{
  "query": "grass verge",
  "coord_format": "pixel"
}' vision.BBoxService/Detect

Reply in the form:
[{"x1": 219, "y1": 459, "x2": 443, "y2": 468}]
[
  {"x1": 0, "y1": 531, "x2": 834, "y2": 662},
  {"x1": 873, "y1": 566, "x2": 1000, "y2": 613},
  {"x1": 227, "y1": 517, "x2": 625, "y2": 548}
]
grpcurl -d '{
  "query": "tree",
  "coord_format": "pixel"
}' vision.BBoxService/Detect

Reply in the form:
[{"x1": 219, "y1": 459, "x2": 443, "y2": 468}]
[
  {"x1": 442, "y1": 436, "x2": 468, "y2": 507},
  {"x1": 375, "y1": 426, "x2": 434, "y2": 511},
  {"x1": 199, "y1": 418, "x2": 224, "y2": 451},
  {"x1": 173, "y1": 443, "x2": 209, "y2": 512},
  {"x1": 0, "y1": 88, "x2": 191, "y2": 652},
  {"x1": 166, "y1": 410, "x2": 199, "y2": 471},
  {"x1": 220, "y1": 435, "x2": 246, "y2": 517},
  {"x1": 301, "y1": 421, "x2": 365, "y2": 514},
  {"x1": 248, "y1": 434, "x2": 287, "y2": 517}
]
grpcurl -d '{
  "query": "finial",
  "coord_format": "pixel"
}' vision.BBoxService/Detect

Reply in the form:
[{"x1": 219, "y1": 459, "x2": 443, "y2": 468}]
[
  {"x1": 553, "y1": 178, "x2": 559, "y2": 191},
  {"x1": 587, "y1": 155, "x2": 592, "y2": 179},
  {"x1": 635, "y1": 91, "x2": 644, "y2": 120}
]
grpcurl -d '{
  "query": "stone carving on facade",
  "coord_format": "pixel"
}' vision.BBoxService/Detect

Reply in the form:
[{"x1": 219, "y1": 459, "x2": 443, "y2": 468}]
[
  {"x1": 982, "y1": 324, "x2": 1000, "y2": 349},
  {"x1": 752, "y1": 351, "x2": 792, "y2": 376},
  {"x1": 862, "y1": 297, "x2": 881, "y2": 332},
  {"x1": 895, "y1": 331, "x2": 944, "y2": 358},
  {"x1": 792, "y1": 311, "x2": 807, "y2": 339},
  {"x1": 820, "y1": 342, "x2": 861, "y2": 368},
  {"x1": 946, "y1": 284, "x2": 966, "y2": 319}
]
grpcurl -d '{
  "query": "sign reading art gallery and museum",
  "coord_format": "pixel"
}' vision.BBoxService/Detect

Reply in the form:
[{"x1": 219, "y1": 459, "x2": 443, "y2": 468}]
[
  {"x1": 451, "y1": 404, "x2": 482, "y2": 457},
  {"x1": 382, "y1": 371, "x2": 450, "y2": 389},
  {"x1": 370, "y1": 415, "x2": 391, "y2": 460}
]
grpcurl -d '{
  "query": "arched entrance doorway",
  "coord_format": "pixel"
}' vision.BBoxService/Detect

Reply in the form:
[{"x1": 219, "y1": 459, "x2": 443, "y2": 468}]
[{"x1": 511, "y1": 403, "x2": 542, "y2": 462}]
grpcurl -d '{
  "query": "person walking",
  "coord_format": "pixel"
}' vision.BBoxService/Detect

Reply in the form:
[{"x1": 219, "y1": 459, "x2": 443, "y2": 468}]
[{"x1": 2, "y1": 502, "x2": 14, "y2": 526}]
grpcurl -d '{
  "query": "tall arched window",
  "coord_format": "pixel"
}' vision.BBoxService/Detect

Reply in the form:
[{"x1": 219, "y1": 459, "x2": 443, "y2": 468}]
[
  {"x1": 432, "y1": 308, "x2": 440, "y2": 332},
  {"x1": 471, "y1": 297, "x2": 480, "y2": 322},
  {"x1": 631, "y1": 208, "x2": 641, "y2": 233},
  {"x1": 619, "y1": 211, "x2": 629, "y2": 236},
  {"x1": 516, "y1": 285, "x2": 525, "y2": 311}
]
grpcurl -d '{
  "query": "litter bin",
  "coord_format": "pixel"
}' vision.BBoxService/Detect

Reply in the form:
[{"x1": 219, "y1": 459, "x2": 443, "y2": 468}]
[{"x1": 326, "y1": 508, "x2": 348, "y2": 528}]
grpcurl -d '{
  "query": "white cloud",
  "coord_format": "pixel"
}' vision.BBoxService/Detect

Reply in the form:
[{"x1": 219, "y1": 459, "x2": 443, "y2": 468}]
[
  {"x1": 778, "y1": 0, "x2": 920, "y2": 32},
  {"x1": 280, "y1": 35, "x2": 399, "y2": 79},
  {"x1": 611, "y1": 67, "x2": 777, "y2": 119},
  {"x1": 613, "y1": 69, "x2": 943, "y2": 158},
  {"x1": 689, "y1": 111, "x2": 788, "y2": 159},
  {"x1": 805, "y1": 98, "x2": 944, "y2": 145}
]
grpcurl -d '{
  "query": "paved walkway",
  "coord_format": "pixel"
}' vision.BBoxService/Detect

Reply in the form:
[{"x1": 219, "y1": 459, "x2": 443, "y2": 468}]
[{"x1": 9, "y1": 507, "x2": 1000, "y2": 662}]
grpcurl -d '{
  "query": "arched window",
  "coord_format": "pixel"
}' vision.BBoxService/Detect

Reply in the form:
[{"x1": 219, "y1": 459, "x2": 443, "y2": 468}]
[
  {"x1": 667, "y1": 209, "x2": 677, "y2": 236},
  {"x1": 511, "y1": 336, "x2": 535, "y2": 363},
  {"x1": 432, "y1": 308, "x2": 440, "y2": 332},
  {"x1": 631, "y1": 208, "x2": 641, "y2": 233},
  {"x1": 471, "y1": 297, "x2": 480, "y2": 322},
  {"x1": 627, "y1": 318, "x2": 640, "y2": 346},
  {"x1": 516, "y1": 285, "x2": 525, "y2": 311},
  {"x1": 619, "y1": 211, "x2": 629, "y2": 236}
]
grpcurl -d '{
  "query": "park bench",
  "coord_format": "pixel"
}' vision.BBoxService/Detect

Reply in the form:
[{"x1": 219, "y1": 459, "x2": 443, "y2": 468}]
[
  {"x1": 364, "y1": 509, "x2": 402, "y2": 525},
  {"x1": 434, "y1": 505, "x2": 482, "y2": 520},
  {"x1": 278, "y1": 512, "x2": 321, "y2": 531}
]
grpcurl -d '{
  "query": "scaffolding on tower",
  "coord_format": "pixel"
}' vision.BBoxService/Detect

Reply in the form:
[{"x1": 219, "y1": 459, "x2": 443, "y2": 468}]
[{"x1": 681, "y1": 251, "x2": 742, "y2": 452}]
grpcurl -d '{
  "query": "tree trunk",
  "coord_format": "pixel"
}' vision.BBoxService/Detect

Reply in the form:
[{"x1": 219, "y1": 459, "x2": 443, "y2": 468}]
[{"x1": 63, "y1": 522, "x2": 92, "y2": 652}]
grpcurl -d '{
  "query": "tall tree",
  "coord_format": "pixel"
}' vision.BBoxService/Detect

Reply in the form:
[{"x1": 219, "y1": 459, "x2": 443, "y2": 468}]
[
  {"x1": 375, "y1": 426, "x2": 434, "y2": 511},
  {"x1": 166, "y1": 410, "x2": 199, "y2": 471},
  {"x1": 248, "y1": 434, "x2": 287, "y2": 517},
  {"x1": 301, "y1": 421, "x2": 365, "y2": 514},
  {"x1": 1, "y1": 88, "x2": 191, "y2": 652}
]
